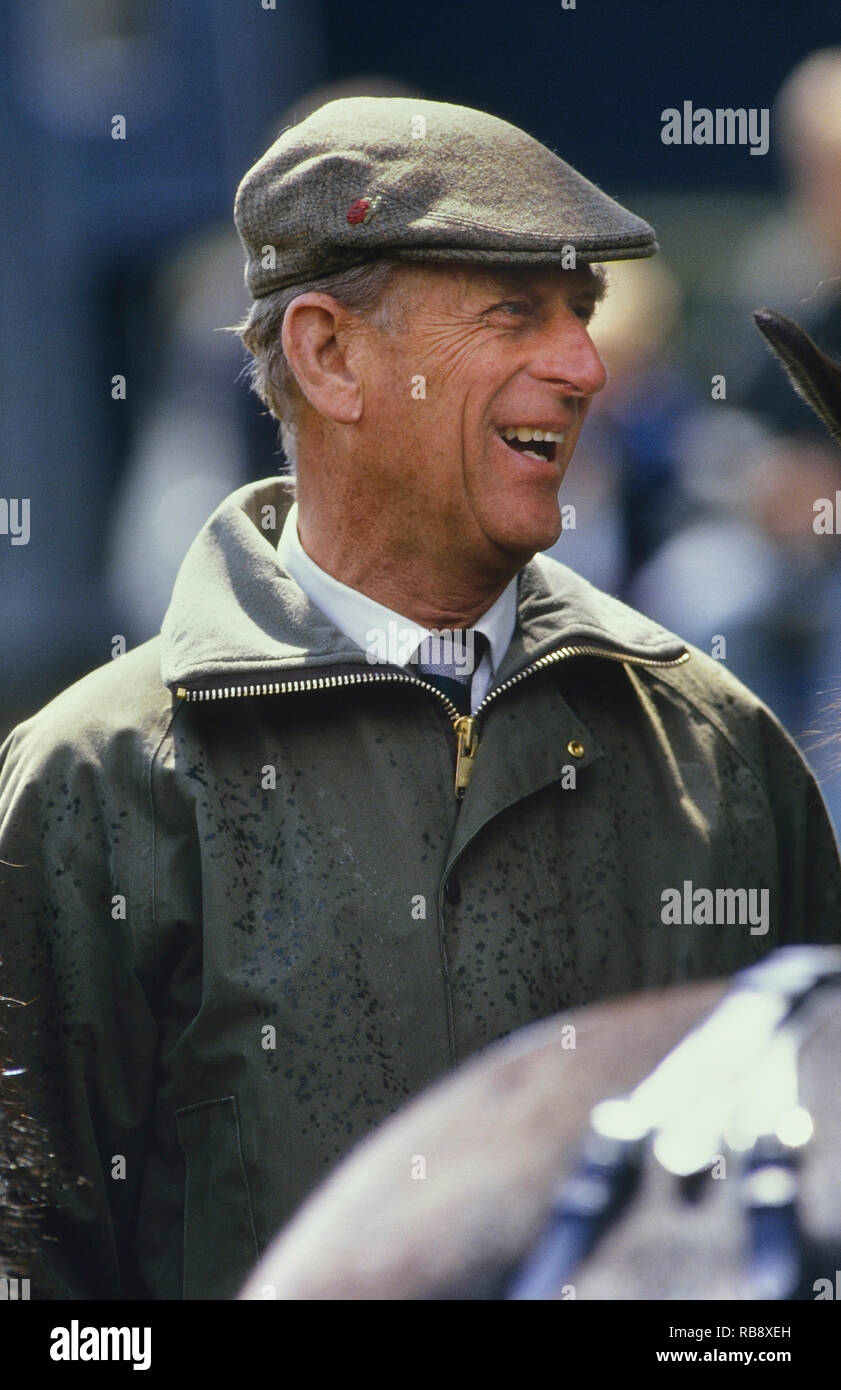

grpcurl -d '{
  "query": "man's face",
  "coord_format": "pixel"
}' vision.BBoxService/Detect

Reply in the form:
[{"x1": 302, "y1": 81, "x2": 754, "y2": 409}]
[{"x1": 352, "y1": 262, "x2": 608, "y2": 572}]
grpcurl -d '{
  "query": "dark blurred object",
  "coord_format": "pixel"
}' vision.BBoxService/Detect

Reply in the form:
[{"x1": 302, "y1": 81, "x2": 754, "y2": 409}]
[
  {"x1": 744, "y1": 288, "x2": 841, "y2": 441},
  {"x1": 753, "y1": 307, "x2": 841, "y2": 445},
  {"x1": 0, "y1": 1009, "x2": 55, "y2": 1290}
]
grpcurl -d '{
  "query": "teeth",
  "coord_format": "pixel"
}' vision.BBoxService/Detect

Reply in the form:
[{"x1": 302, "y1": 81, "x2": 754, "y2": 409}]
[
  {"x1": 501, "y1": 427, "x2": 566, "y2": 444},
  {"x1": 521, "y1": 450, "x2": 545, "y2": 461}
]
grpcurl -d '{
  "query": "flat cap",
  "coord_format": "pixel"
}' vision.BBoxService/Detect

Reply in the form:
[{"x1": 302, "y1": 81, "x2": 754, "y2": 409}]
[{"x1": 234, "y1": 96, "x2": 658, "y2": 298}]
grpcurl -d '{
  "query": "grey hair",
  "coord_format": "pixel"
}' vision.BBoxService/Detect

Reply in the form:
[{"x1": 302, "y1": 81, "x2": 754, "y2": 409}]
[{"x1": 232, "y1": 259, "x2": 405, "y2": 470}]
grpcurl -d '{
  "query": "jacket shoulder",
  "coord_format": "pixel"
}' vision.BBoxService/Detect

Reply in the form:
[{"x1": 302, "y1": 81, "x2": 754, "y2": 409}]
[
  {"x1": 522, "y1": 555, "x2": 806, "y2": 770},
  {"x1": 526, "y1": 555, "x2": 781, "y2": 724},
  {"x1": 644, "y1": 636, "x2": 772, "y2": 714},
  {"x1": 0, "y1": 638, "x2": 173, "y2": 784},
  {"x1": 639, "y1": 638, "x2": 810, "y2": 780}
]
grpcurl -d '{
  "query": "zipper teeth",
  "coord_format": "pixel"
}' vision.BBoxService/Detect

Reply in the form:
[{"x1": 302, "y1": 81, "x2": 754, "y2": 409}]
[
  {"x1": 471, "y1": 643, "x2": 689, "y2": 721},
  {"x1": 177, "y1": 668, "x2": 461, "y2": 715},
  {"x1": 175, "y1": 644, "x2": 690, "y2": 719}
]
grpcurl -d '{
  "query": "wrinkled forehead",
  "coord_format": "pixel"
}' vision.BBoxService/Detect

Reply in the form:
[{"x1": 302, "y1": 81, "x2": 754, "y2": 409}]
[
  {"x1": 393, "y1": 259, "x2": 608, "y2": 306},
  {"x1": 467, "y1": 262, "x2": 607, "y2": 298}
]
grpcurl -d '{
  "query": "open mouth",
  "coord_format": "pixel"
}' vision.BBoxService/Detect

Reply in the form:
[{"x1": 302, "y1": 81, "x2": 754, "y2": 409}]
[{"x1": 497, "y1": 427, "x2": 566, "y2": 464}]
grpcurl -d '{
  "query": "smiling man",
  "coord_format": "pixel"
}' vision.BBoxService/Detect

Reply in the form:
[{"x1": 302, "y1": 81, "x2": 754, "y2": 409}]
[
  {"x1": 283, "y1": 262, "x2": 607, "y2": 602},
  {"x1": 1, "y1": 97, "x2": 839, "y2": 1302}
]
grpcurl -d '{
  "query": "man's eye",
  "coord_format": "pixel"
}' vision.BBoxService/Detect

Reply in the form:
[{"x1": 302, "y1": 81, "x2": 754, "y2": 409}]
[{"x1": 490, "y1": 301, "x2": 530, "y2": 317}]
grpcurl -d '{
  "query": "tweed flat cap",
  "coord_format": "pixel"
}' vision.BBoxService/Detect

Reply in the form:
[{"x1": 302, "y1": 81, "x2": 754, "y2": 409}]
[{"x1": 234, "y1": 96, "x2": 658, "y2": 297}]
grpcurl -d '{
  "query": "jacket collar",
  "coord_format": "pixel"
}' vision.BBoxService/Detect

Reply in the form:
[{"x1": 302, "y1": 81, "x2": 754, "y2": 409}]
[{"x1": 160, "y1": 477, "x2": 688, "y2": 692}]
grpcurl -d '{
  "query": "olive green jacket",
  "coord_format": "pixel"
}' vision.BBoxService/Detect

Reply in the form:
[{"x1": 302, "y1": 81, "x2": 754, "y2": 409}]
[{"x1": 1, "y1": 478, "x2": 839, "y2": 1299}]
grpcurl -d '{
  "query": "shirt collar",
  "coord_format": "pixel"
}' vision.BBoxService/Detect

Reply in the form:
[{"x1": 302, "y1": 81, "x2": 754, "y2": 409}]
[{"x1": 276, "y1": 501, "x2": 517, "y2": 673}]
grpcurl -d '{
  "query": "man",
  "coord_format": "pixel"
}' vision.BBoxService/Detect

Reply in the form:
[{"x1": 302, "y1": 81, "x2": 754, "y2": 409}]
[{"x1": 1, "y1": 97, "x2": 839, "y2": 1301}]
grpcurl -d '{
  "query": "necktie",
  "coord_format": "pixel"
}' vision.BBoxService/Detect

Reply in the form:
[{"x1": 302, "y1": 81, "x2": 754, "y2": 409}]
[{"x1": 412, "y1": 630, "x2": 489, "y2": 715}]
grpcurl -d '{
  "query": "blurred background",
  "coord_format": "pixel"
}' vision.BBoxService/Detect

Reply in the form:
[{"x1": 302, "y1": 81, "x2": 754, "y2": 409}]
[{"x1": 4, "y1": 0, "x2": 841, "y2": 826}]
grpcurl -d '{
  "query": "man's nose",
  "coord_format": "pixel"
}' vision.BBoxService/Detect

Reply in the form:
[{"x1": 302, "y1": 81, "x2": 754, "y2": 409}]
[{"x1": 526, "y1": 317, "x2": 608, "y2": 399}]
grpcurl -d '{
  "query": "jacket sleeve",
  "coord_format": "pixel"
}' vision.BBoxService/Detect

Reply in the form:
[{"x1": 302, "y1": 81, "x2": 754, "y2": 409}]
[
  {"x1": 756, "y1": 703, "x2": 841, "y2": 945},
  {"x1": 0, "y1": 714, "x2": 160, "y2": 1299}
]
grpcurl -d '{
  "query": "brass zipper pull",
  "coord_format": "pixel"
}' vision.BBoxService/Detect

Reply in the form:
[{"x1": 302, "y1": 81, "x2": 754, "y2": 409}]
[{"x1": 454, "y1": 715, "x2": 480, "y2": 798}]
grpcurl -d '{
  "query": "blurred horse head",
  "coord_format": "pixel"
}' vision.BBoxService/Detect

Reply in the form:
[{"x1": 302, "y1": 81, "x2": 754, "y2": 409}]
[{"x1": 240, "y1": 949, "x2": 841, "y2": 1299}]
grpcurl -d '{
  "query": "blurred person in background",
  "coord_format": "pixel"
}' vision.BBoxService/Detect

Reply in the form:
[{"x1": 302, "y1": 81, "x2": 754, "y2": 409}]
[
  {"x1": 547, "y1": 256, "x2": 707, "y2": 596},
  {"x1": 730, "y1": 47, "x2": 841, "y2": 412},
  {"x1": 0, "y1": 0, "x2": 320, "y2": 737},
  {"x1": 631, "y1": 49, "x2": 841, "y2": 831}
]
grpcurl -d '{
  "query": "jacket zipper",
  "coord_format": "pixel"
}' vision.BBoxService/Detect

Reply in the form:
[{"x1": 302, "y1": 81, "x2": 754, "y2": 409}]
[{"x1": 176, "y1": 643, "x2": 690, "y2": 798}]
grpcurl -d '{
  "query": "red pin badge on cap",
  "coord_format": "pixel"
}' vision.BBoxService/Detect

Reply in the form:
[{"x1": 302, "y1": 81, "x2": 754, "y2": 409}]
[{"x1": 347, "y1": 195, "x2": 382, "y2": 225}]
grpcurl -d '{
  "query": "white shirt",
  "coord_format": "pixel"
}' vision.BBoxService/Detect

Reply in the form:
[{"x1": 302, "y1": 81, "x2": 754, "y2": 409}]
[{"x1": 277, "y1": 502, "x2": 518, "y2": 711}]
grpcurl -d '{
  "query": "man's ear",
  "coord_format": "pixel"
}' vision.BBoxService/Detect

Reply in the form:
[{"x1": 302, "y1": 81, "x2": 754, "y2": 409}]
[{"x1": 281, "y1": 293, "x2": 363, "y2": 425}]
